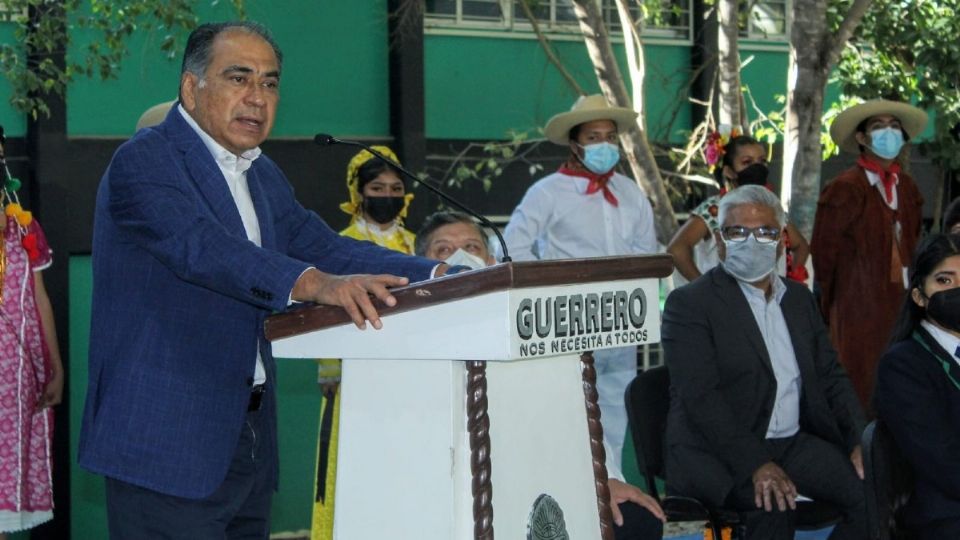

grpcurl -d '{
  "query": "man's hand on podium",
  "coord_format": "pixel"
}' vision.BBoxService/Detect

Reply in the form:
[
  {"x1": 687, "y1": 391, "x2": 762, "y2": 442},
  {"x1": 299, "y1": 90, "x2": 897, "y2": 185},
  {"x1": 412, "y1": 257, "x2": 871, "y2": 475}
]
[{"x1": 291, "y1": 268, "x2": 409, "y2": 329}]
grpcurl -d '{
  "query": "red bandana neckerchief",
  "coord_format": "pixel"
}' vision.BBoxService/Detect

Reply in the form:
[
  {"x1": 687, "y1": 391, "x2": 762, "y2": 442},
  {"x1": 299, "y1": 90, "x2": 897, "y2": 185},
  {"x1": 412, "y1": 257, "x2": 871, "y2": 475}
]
[
  {"x1": 857, "y1": 155, "x2": 900, "y2": 205},
  {"x1": 559, "y1": 163, "x2": 618, "y2": 206}
]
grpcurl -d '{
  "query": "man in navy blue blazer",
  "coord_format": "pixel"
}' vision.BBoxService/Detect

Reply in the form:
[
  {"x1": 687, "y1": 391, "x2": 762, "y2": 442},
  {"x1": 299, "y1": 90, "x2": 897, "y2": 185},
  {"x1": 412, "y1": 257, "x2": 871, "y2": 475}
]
[{"x1": 78, "y1": 21, "x2": 443, "y2": 539}]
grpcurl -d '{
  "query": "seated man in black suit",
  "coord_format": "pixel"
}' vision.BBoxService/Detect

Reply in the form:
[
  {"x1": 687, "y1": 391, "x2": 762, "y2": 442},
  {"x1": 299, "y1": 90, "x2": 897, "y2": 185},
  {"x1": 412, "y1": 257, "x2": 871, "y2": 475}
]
[{"x1": 661, "y1": 185, "x2": 867, "y2": 540}]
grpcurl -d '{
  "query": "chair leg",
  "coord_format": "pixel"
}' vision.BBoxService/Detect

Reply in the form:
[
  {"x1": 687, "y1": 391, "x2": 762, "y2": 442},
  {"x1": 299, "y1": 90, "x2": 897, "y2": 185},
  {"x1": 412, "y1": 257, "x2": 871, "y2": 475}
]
[{"x1": 707, "y1": 520, "x2": 722, "y2": 540}]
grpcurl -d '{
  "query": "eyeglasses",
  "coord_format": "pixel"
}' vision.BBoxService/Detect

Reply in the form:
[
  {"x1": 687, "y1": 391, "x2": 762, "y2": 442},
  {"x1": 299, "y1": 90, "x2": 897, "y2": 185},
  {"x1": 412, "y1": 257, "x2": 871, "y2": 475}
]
[{"x1": 720, "y1": 225, "x2": 781, "y2": 244}]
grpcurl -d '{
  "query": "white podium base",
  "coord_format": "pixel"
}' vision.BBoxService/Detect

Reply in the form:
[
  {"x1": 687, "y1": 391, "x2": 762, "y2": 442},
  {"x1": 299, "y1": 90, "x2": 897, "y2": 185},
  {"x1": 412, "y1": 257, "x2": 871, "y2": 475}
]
[{"x1": 332, "y1": 356, "x2": 602, "y2": 540}]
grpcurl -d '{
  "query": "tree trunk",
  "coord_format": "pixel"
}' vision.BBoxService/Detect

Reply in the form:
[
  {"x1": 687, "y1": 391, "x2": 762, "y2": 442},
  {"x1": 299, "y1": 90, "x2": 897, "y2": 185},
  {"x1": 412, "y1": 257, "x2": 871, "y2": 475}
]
[
  {"x1": 782, "y1": 0, "x2": 873, "y2": 238},
  {"x1": 614, "y1": 0, "x2": 645, "y2": 126},
  {"x1": 571, "y1": 0, "x2": 678, "y2": 243},
  {"x1": 717, "y1": 0, "x2": 745, "y2": 132},
  {"x1": 783, "y1": 51, "x2": 828, "y2": 238}
]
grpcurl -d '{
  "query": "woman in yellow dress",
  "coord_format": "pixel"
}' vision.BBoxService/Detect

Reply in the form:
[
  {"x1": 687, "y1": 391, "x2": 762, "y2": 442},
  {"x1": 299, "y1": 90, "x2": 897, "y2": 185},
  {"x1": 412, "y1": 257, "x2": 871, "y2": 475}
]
[
  {"x1": 338, "y1": 146, "x2": 415, "y2": 253},
  {"x1": 312, "y1": 146, "x2": 415, "y2": 539}
]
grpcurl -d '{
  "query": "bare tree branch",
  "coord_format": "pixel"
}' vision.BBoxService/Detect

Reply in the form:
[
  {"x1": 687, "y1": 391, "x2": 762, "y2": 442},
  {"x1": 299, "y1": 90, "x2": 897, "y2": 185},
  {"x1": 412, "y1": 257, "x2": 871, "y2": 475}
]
[
  {"x1": 517, "y1": 0, "x2": 587, "y2": 96},
  {"x1": 717, "y1": 0, "x2": 745, "y2": 131},
  {"x1": 615, "y1": 0, "x2": 646, "y2": 124},
  {"x1": 824, "y1": 0, "x2": 874, "y2": 73}
]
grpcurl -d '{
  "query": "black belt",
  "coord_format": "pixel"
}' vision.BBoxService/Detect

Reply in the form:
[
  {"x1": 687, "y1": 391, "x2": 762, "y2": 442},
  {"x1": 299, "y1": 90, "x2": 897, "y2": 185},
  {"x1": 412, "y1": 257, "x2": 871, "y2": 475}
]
[{"x1": 248, "y1": 384, "x2": 266, "y2": 411}]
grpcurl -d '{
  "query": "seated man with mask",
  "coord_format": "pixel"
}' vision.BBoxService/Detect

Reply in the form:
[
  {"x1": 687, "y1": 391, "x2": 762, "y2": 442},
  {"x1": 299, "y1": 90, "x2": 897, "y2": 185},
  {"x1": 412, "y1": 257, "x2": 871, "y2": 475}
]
[
  {"x1": 416, "y1": 210, "x2": 666, "y2": 540},
  {"x1": 415, "y1": 211, "x2": 496, "y2": 268},
  {"x1": 661, "y1": 185, "x2": 867, "y2": 540}
]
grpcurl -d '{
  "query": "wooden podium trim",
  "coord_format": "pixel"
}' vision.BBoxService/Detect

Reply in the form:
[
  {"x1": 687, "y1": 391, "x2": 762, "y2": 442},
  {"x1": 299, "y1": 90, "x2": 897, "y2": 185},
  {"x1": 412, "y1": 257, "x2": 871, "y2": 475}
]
[
  {"x1": 466, "y1": 360, "x2": 494, "y2": 539},
  {"x1": 581, "y1": 352, "x2": 615, "y2": 540},
  {"x1": 265, "y1": 255, "x2": 673, "y2": 341}
]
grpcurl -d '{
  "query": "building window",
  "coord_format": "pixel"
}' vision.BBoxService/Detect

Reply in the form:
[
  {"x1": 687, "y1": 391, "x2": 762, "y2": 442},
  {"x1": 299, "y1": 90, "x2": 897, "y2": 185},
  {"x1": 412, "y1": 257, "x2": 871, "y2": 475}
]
[
  {"x1": 740, "y1": 0, "x2": 789, "y2": 40},
  {"x1": 426, "y1": 0, "x2": 507, "y2": 24},
  {"x1": 513, "y1": 0, "x2": 578, "y2": 28},
  {"x1": 603, "y1": 0, "x2": 692, "y2": 38},
  {"x1": 424, "y1": 0, "x2": 693, "y2": 41},
  {"x1": 0, "y1": 1, "x2": 26, "y2": 22}
]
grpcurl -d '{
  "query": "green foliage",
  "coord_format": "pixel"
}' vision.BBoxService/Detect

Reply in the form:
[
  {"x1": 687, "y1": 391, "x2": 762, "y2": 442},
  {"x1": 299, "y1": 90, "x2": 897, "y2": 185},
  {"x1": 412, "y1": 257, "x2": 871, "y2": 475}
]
[
  {"x1": 836, "y1": 0, "x2": 960, "y2": 170},
  {"x1": 442, "y1": 130, "x2": 544, "y2": 196},
  {"x1": 820, "y1": 95, "x2": 862, "y2": 158},
  {"x1": 825, "y1": 0, "x2": 856, "y2": 32},
  {"x1": 0, "y1": 0, "x2": 244, "y2": 119}
]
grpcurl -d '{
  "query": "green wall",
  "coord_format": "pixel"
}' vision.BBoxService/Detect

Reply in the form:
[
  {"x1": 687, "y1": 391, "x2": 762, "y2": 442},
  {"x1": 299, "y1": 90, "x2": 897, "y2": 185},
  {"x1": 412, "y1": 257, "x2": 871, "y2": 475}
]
[
  {"x1": 69, "y1": 255, "x2": 323, "y2": 538},
  {"x1": 67, "y1": 256, "x2": 103, "y2": 539},
  {"x1": 66, "y1": 1, "x2": 393, "y2": 138},
  {"x1": 36, "y1": 4, "x2": 790, "y2": 145},
  {"x1": 740, "y1": 47, "x2": 790, "y2": 122},
  {"x1": 424, "y1": 35, "x2": 693, "y2": 143},
  {"x1": 0, "y1": 22, "x2": 26, "y2": 137}
]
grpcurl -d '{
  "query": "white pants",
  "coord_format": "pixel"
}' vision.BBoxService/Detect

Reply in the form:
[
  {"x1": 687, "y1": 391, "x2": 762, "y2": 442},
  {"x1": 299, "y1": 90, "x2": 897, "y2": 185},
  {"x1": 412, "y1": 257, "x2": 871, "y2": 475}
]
[{"x1": 593, "y1": 346, "x2": 637, "y2": 472}]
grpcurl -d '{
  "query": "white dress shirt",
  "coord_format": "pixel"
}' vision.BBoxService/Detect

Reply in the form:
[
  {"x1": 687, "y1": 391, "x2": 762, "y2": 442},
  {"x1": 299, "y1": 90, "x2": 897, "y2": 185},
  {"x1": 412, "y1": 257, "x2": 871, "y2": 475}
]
[
  {"x1": 864, "y1": 168, "x2": 900, "y2": 211},
  {"x1": 178, "y1": 105, "x2": 267, "y2": 386},
  {"x1": 864, "y1": 167, "x2": 907, "y2": 286},
  {"x1": 922, "y1": 319, "x2": 960, "y2": 368},
  {"x1": 503, "y1": 170, "x2": 658, "y2": 261},
  {"x1": 736, "y1": 274, "x2": 802, "y2": 439}
]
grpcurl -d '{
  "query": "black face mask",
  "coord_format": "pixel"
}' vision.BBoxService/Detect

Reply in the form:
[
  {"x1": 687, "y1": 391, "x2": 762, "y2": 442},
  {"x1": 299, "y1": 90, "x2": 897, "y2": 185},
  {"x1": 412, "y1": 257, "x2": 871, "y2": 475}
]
[
  {"x1": 363, "y1": 196, "x2": 405, "y2": 224},
  {"x1": 927, "y1": 287, "x2": 960, "y2": 332},
  {"x1": 735, "y1": 163, "x2": 769, "y2": 187}
]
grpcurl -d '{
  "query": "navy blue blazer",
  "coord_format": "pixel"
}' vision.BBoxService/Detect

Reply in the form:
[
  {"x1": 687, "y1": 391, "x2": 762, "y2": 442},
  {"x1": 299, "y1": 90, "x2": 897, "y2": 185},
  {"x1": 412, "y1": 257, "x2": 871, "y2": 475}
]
[
  {"x1": 876, "y1": 327, "x2": 960, "y2": 530},
  {"x1": 78, "y1": 105, "x2": 438, "y2": 498},
  {"x1": 662, "y1": 266, "x2": 865, "y2": 506}
]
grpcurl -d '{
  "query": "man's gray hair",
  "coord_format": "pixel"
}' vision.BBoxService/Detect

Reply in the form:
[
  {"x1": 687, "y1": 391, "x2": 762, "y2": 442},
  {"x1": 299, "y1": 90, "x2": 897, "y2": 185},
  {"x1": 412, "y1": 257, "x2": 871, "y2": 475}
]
[
  {"x1": 717, "y1": 184, "x2": 786, "y2": 228},
  {"x1": 181, "y1": 21, "x2": 282, "y2": 80}
]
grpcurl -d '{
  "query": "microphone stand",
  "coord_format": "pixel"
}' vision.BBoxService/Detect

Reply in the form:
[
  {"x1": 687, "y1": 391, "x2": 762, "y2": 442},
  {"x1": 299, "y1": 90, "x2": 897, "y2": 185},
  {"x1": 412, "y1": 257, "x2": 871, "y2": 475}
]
[{"x1": 315, "y1": 134, "x2": 512, "y2": 262}]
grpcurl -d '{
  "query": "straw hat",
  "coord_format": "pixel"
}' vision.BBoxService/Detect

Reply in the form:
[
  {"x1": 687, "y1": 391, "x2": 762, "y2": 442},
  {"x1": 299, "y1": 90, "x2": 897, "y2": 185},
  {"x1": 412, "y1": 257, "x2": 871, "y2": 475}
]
[
  {"x1": 830, "y1": 99, "x2": 928, "y2": 154},
  {"x1": 136, "y1": 100, "x2": 176, "y2": 131},
  {"x1": 543, "y1": 94, "x2": 638, "y2": 145}
]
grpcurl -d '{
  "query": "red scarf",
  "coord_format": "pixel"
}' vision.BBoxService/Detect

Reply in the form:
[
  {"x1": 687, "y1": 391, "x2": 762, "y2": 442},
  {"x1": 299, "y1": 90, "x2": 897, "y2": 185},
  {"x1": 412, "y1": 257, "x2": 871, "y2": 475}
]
[
  {"x1": 559, "y1": 165, "x2": 618, "y2": 206},
  {"x1": 857, "y1": 155, "x2": 900, "y2": 205}
]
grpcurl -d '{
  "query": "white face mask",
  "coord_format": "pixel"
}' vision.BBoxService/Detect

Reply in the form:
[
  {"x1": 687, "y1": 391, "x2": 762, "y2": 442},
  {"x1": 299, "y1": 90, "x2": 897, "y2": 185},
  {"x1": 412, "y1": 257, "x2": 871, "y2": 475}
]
[
  {"x1": 443, "y1": 248, "x2": 488, "y2": 270},
  {"x1": 721, "y1": 235, "x2": 779, "y2": 283}
]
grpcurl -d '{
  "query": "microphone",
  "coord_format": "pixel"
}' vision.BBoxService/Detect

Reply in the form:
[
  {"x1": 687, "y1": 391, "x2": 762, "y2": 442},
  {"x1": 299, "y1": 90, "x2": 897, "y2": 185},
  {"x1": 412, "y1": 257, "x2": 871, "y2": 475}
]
[{"x1": 315, "y1": 133, "x2": 511, "y2": 262}]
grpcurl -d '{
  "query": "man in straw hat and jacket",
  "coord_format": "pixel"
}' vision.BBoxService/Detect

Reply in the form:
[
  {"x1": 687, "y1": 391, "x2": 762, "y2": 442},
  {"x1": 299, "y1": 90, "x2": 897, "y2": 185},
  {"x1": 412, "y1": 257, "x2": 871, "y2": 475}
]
[
  {"x1": 811, "y1": 99, "x2": 928, "y2": 412},
  {"x1": 504, "y1": 94, "x2": 657, "y2": 473}
]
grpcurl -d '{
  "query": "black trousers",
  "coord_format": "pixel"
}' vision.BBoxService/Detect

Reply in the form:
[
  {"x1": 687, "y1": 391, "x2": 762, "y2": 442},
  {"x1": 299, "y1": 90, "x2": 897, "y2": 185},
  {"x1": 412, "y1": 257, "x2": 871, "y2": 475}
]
[
  {"x1": 918, "y1": 518, "x2": 960, "y2": 540},
  {"x1": 614, "y1": 501, "x2": 664, "y2": 540},
  {"x1": 724, "y1": 432, "x2": 867, "y2": 540},
  {"x1": 105, "y1": 406, "x2": 273, "y2": 540}
]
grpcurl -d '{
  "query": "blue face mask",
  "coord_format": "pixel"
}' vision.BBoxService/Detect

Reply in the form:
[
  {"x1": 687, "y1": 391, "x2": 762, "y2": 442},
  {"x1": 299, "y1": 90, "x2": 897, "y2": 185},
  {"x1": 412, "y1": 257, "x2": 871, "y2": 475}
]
[
  {"x1": 721, "y1": 235, "x2": 779, "y2": 283},
  {"x1": 869, "y1": 127, "x2": 905, "y2": 160},
  {"x1": 579, "y1": 142, "x2": 621, "y2": 174}
]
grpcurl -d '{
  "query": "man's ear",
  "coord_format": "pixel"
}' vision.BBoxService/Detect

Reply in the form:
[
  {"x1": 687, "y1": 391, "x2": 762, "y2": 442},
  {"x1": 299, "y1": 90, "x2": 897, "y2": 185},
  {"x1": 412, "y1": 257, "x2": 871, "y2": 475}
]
[
  {"x1": 911, "y1": 287, "x2": 927, "y2": 308},
  {"x1": 715, "y1": 230, "x2": 726, "y2": 261},
  {"x1": 854, "y1": 131, "x2": 869, "y2": 148},
  {"x1": 180, "y1": 72, "x2": 199, "y2": 112}
]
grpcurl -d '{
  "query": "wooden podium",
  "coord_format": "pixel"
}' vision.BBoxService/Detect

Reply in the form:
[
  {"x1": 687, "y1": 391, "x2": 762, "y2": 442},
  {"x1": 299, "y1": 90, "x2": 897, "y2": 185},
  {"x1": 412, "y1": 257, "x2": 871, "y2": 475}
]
[{"x1": 265, "y1": 255, "x2": 672, "y2": 540}]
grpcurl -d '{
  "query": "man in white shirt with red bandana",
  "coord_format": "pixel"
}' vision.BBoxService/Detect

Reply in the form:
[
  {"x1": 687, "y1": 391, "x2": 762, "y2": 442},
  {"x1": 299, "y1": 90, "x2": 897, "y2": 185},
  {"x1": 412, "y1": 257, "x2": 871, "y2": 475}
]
[{"x1": 504, "y1": 94, "x2": 658, "y2": 471}]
